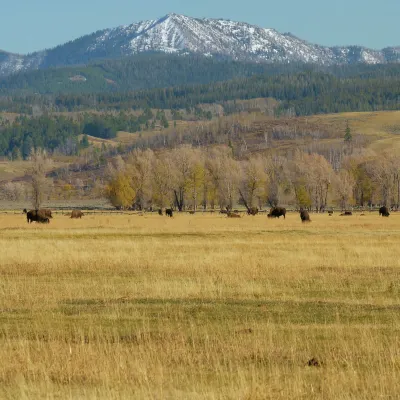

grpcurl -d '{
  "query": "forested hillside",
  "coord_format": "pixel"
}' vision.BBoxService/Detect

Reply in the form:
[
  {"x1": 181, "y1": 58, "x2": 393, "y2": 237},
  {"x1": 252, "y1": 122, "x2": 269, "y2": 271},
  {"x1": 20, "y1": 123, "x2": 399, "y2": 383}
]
[
  {"x1": 1, "y1": 66, "x2": 398, "y2": 116},
  {"x1": 0, "y1": 55, "x2": 306, "y2": 95}
]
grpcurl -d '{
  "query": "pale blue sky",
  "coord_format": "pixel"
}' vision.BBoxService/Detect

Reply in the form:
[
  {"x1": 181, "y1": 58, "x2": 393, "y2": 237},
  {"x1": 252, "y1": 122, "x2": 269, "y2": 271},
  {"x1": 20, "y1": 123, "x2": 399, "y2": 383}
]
[{"x1": 2, "y1": 0, "x2": 399, "y2": 54}]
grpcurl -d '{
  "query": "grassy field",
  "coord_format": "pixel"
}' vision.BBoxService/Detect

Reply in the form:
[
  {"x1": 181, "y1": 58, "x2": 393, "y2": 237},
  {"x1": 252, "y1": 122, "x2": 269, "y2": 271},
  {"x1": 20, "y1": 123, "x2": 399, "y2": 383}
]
[{"x1": 1, "y1": 212, "x2": 400, "y2": 399}]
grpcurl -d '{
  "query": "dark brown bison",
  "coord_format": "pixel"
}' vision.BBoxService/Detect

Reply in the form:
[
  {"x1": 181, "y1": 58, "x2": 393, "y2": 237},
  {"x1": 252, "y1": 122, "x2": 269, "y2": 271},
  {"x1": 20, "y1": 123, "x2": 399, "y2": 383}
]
[
  {"x1": 247, "y1": 207, "x2": 259, "y2": 216},
  {"x1": 267, "y1": 207, "x2": 286, "y2": 219},
  {"x1": 71, "y1": 210, "x2": 84, "y2": 219},
  {"x1": 158, "y1": 209, "x2": 163, "y2": 216},
  {"x1": 340, "y1": 211, "x2": 353, "y2": 216},
  {"x1": 379, "y1": 206, "x2": 390, "y2": 217},
  {"x1": 300, "y1": 209, "x2": 311, "y2": 223},
  {"x1": 23, "y1": 209, "x2": 50, "y2": 224},
  {"x1": 166, "y1": 209, "x2": 173, "y2": 218},
  {"x1": 227, "y1": 212, "x2": 241, "y2": 218}
]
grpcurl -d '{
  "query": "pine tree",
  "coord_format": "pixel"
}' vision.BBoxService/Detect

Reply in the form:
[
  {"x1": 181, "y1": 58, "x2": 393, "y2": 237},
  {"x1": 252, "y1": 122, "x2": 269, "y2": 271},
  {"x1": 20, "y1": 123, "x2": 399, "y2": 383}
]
[{"x1": 344, "y1": 121, "x2": 352, "y2": 143}]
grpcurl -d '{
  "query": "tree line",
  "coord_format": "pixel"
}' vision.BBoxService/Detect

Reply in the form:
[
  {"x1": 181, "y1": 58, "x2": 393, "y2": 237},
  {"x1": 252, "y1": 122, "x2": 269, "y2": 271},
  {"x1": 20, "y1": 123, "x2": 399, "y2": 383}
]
[{"x1": 101, "y1": 145, "x2": 400, "y2": 212}]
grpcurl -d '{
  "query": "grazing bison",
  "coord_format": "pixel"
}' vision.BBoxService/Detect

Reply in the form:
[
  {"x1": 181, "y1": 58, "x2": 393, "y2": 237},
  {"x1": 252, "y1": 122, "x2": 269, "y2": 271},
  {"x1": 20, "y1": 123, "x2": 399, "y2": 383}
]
[
  {"x1": 247, "y1": 207, "x2": 259, "y2": 216},
  {"x1": 166, "y1": 209, "x2": 173, "y2": 218},
  {"x1": 267, "y1": 207, "x2": 286, "y2": 219},
  {"x1": 300, "y1": 209, "x2": 311, "y2": 223},
  {"x1": 227, "y1": 212, "x2": 241, "y2": 218},
  {"x1": 158, "y1": 209, "x2": 163, "y2": 216},
  {"x1": 71, "y1": 210, "x2": 84, "y2": 219},
  {"x1": 379, "y1": 206, "x2": 390, "y2": 217},
  {"x1": 23, "y1": 209, "x2": 50, "y2": 224}
]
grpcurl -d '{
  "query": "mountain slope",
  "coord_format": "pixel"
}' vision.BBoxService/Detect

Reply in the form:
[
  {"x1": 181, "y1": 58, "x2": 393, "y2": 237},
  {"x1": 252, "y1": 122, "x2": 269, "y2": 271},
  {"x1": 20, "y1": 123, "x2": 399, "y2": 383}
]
[{"x1": 1, "y1": 14, "x2": 399, "y2": 77}]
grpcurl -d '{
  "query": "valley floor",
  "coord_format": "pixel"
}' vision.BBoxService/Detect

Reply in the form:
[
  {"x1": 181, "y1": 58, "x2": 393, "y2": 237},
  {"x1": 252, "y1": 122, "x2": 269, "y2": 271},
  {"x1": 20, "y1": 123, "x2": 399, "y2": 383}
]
[{"x1": 1, "y1": 212, "x2": 400, "y2": 399}]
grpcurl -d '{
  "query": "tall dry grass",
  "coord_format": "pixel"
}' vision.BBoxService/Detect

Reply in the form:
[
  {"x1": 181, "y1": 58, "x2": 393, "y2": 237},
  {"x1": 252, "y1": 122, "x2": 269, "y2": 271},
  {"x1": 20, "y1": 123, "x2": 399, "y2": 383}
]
[{"x1": 1, "y1": 212, "x2": 400, "y2": 399}]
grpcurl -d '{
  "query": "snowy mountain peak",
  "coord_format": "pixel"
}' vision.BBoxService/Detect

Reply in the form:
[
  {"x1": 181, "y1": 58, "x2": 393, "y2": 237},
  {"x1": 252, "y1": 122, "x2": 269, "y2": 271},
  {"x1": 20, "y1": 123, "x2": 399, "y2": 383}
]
[{"x1": 0, "y1": 14, "x2": 399, "y2": 77}]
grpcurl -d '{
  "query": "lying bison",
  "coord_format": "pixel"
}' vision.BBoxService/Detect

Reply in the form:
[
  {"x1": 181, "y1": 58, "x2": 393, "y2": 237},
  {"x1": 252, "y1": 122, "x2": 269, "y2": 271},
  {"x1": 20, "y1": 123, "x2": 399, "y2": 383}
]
[
  {"x1": 379, "y1": 206, "x2": 390, "y2": 217},
  {"x1": 267, "y1": 207, "x2": 286, "y2": 219},
  {"x1": 300, "y1": 209, "x2": 311, "y2": 223},
  {"x1": 340, "y1": 211, "x2": 353, "y2": 216},
  {"x1": 227, "y1": 212, "x2": 241, "y2": 218},
  {"x1": 23, "y1": 209, "x2": 50, "y2": 224},
  {"x1": 71, "y1": 210, "x2": 84, "y2": 219},
  {"x1": 166, "y1": 209, "x2": 173, "y2": 218}
]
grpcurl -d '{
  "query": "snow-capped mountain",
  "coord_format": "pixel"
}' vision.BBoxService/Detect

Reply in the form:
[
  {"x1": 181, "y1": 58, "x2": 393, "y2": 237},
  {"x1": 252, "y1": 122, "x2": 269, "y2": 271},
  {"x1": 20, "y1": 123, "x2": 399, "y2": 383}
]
[{"x1": 1, "y1": 13, "x2": 399, "y2": 76}]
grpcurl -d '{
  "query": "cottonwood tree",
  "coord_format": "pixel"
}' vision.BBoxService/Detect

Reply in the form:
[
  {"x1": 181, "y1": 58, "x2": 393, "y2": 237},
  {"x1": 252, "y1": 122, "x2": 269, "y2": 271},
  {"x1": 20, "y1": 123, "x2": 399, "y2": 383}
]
[
  {"x1": 129, "y1": 149, "x2": 154, "y2": 210},
  {"x1": 152, "y1": 154, "x2": 175, "y2": 208},
  {"x1": 206, "y1": 147, "x2": 231, "y2": 209},
  {"x1": 27, "y1": 148, "x2": 53, "y2": 209},
  {"x1": 289, "y1": 151, "x2": 332, "y2": 211},
  {"x1": 105, "y1": 173, "x2": 135, "y2": 209},
  {"x1": 367, "y1": 155, "x2": 393, "y2": 206},
  {"x1": 263, "y1": 155, "x2": 288, "y2": 207},
  {"x1": 239, "y1": 156, "x2": 267, "y2": 211},
  {"x1": 170, "y1": 146, "x2": 194, "y2": 211},
  {"x1": 335, "y1": 170, "x2": 356, "y2": 210},
  {"x1": 186, "y1": 153, "x2": 205, "y2": 211}
]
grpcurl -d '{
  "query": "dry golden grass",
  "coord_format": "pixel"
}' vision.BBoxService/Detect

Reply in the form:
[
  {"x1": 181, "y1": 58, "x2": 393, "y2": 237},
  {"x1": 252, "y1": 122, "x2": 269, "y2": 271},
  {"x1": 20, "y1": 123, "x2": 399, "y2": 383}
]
[
  {"x1": 312, "y1": 111, "x2": 400, "y2": 153},
  {"x1": 1, "y1": 212, "x2": 400, "y2": 399}
]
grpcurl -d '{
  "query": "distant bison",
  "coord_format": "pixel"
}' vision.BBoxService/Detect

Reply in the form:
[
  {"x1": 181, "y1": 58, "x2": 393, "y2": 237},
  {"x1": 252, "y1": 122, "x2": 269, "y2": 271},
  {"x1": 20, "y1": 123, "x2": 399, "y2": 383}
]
[
  {"x1": 300, "y1": 209, "x2": 311, "y2": 223},
  {"x1": 267, "y1": 207, "x2": 286, "y2": 219},
  {"x1": 379, "y1": 206, "x2": 390, "y2": 217},
  {"x1": 166, "y1": 209, "x2": 173, "y2": 218},
  {"x1": 340, "y1": 211, "x2": 353, "y2": 216},
  {"x1": 71, "y1": 210, "x2": 84, "y2": 219},
  {"x1": 158, "y1": 209, "x2": 163, "y2": 216},
  {"x1": 23, "y1": 209, "x2": 50, "y2": 224},
  {"x1": 247, "y1": 207, "x2": 259, "y2": 216},
  {"x1": 227, "y1": 212, "x2": 241, "y2": 218}
]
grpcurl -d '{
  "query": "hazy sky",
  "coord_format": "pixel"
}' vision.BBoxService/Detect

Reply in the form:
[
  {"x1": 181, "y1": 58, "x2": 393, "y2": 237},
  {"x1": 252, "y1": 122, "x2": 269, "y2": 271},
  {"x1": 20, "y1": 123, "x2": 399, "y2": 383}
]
[{"x1": 2, "y1": 0, "x2": 399, "y2": 54}]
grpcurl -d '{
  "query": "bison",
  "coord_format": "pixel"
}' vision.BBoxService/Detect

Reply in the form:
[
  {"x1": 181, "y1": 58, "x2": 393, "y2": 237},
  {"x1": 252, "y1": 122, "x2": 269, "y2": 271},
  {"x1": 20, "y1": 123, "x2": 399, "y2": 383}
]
[
  {"x1": 227, "y1": 212, "x2": 241, "y2": 218},
  {"x1": 379, "y1": 206, "x2": 390, "y2": 217},
  {"x1": 38, "y1": 209, "x2": 53, "y2": 219},
  {"x1": 247, "y1": 207, "x2": 259, "y2": 216},
  {"x1": 23, "y1": 209, "x2": 51, "y2": 224},
  {"x1": 158, "y1": 209, "x2": 163, "y2": 216},
  {"x1": 166, "y1": 209, "x2": 173, "y2": 218},
  {"x1": 267, "y1": 207, "x2": 286, "y2": 219},
  {"x1": 339, "y1": 211, "x2": 353, "y2": 216},
  {"x1": 300, "y1": 209, "x2": 311, "y2": 223},
  {"x1": 71, "y1": 210, "x2": 84, "y2": 219}
]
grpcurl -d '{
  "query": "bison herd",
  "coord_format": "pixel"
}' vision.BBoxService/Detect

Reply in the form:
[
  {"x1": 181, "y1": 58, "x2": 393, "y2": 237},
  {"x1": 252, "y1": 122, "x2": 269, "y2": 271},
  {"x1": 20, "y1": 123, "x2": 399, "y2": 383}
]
[
  {"x1": 22, "y1": 208, "x2": 84, "y2": 224},
  {"x1": 20, "y1": 205, "x2": 394, "y2": 225}
]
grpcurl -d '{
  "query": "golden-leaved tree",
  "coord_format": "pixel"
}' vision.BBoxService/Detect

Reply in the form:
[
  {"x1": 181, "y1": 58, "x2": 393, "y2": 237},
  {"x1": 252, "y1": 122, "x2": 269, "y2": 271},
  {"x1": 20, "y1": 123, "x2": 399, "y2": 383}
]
[{"x1": 105, "y1": 173, "x2": 135, "y2": 209}]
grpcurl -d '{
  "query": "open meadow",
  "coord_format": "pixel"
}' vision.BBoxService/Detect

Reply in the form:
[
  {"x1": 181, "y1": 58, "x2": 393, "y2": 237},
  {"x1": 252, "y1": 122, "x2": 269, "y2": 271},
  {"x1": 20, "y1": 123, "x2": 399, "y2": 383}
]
[{"x1": 1, "y1": 211, "x2": 400, "y2": 399}]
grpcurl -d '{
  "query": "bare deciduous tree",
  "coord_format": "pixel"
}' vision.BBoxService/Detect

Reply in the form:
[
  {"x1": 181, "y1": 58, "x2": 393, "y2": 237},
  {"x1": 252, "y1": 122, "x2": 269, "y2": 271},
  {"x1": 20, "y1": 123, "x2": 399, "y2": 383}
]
[{"x1": 27, "y1": 148, "x2": 53, "y2": 209}]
